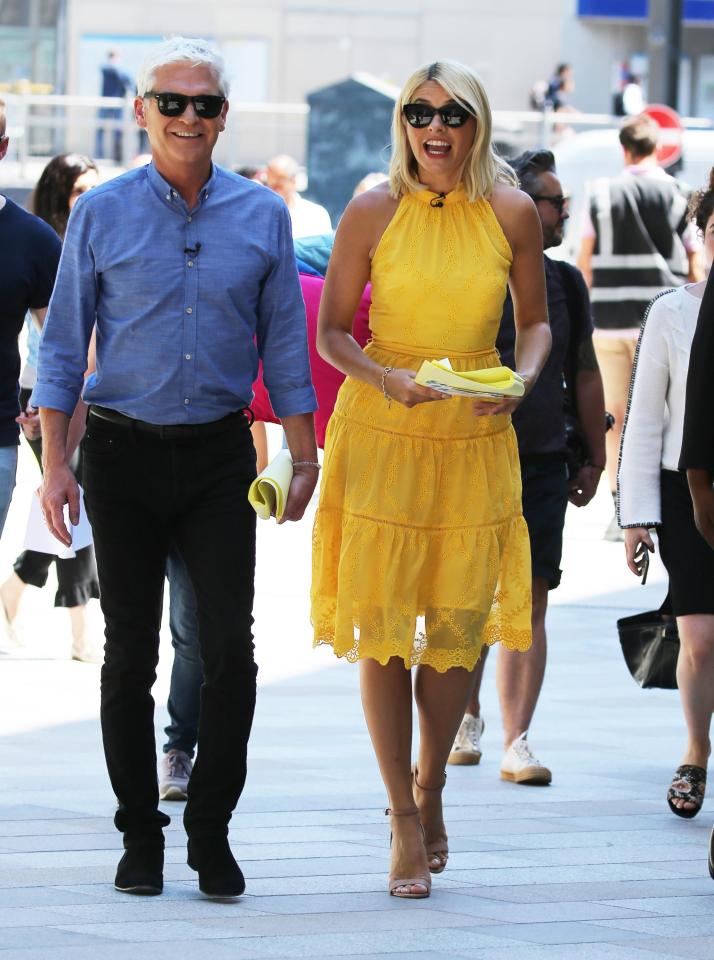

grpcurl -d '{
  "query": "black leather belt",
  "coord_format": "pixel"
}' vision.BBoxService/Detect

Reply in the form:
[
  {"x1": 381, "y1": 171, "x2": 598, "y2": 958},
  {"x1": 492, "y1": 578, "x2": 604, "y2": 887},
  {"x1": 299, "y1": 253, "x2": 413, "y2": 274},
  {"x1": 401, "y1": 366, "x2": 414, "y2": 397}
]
[{"x1": 88, "y1": 405, "x2": 248, "y2": 439}]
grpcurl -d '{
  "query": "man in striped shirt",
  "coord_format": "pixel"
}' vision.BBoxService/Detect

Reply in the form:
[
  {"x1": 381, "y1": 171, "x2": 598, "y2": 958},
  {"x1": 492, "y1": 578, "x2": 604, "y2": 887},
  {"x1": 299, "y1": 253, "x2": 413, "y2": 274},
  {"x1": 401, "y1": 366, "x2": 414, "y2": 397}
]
[{"x1": 578, "y1": 114, "x2": 701, "y2": 540}]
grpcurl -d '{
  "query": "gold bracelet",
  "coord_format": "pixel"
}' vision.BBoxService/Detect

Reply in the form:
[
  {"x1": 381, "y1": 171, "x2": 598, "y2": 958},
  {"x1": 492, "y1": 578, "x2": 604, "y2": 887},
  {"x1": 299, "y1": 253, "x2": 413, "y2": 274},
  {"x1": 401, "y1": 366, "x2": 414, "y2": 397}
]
[
  {"x1": 292, "y1": 460, "x2": 321, "y2": 470},
  {"x1": 381, "y1": 366, "x2": 395, "y2": 406}
]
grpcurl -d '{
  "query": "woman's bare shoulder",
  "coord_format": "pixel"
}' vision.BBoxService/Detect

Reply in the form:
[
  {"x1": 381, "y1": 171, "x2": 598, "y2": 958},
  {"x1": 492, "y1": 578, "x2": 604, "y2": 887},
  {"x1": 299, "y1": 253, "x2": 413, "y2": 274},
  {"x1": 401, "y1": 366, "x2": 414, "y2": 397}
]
[
  {"x1": 488, "y1": 182, "x2": 539, "y2": 249},
  {"x1": 337, "y1": 182, "x2": 400, "y2": 256},
  {"x1": 489, "y1": 182, "x2": 535, "y2": 219}
]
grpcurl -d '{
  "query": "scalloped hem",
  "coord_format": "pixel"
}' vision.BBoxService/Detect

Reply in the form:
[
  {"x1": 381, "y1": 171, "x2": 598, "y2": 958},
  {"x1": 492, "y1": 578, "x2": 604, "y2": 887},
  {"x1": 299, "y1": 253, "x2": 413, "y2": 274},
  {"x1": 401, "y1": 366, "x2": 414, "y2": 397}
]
[{"x1": 313, "y1": 629, "x2": 531, "y2": 674}]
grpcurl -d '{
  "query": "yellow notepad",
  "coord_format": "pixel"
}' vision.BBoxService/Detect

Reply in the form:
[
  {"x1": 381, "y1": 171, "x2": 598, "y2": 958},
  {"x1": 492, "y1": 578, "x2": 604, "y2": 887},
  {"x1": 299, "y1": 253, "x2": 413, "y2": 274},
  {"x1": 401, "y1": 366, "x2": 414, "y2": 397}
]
[
  {"x1": 415, "y1": 358, "x2": 525, "y2": 400},
  {"x1": 248, "y1": 449, "x2": 293, "y2": 520}
]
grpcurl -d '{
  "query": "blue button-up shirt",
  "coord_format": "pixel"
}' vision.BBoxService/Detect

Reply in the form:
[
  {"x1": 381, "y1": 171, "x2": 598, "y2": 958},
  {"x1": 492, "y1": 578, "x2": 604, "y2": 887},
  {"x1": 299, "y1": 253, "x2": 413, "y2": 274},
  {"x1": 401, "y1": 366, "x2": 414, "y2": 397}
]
[{"x1": 32, "y1": 163, "x2": 317, "y2": 424}]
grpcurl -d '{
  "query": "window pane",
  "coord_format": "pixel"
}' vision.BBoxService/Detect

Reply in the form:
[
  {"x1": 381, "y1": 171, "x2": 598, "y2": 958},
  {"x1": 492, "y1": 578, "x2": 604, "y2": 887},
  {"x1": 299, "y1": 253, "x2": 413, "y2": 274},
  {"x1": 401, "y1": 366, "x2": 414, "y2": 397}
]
[{"x1": 0, "y1": 0, "x2": 31, "y2": 27}]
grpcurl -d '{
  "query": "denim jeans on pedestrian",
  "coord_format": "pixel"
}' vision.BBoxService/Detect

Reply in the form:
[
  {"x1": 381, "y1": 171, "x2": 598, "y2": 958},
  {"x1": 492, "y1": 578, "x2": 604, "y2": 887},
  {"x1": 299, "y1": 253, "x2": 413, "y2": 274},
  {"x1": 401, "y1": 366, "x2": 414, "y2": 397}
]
[
  {"x1": 164, "y1": 543, "x2": 203, "y2": 758},
  {"x1": 82, "y1": 411, "x2": 257, "y2": 842},
  {"x1": 0, "y1": 444, "x2": 18, "y2": 538}
]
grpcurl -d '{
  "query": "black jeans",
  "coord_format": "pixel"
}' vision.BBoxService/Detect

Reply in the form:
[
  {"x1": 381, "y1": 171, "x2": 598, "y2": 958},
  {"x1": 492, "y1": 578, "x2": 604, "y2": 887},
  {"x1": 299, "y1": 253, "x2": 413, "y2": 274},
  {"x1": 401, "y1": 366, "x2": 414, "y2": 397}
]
[{"x1": 82, "y1": 410, "x2": 257, "y2": 841}]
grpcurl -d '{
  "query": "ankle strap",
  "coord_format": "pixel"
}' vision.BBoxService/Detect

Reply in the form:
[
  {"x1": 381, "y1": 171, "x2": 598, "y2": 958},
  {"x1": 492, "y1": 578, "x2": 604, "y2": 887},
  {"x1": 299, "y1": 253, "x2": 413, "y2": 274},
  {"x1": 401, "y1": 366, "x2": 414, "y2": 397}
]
[{"x1": 413, "y1": 768, "x2": 447, "y2": 792}]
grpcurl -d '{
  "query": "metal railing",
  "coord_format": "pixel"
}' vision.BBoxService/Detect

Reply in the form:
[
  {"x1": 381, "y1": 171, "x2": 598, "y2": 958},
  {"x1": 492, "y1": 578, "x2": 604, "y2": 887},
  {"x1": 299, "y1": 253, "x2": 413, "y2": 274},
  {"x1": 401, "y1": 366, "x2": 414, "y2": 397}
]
[{"x1": 2, "y1": 92, "x2": 711, "y2": 185}]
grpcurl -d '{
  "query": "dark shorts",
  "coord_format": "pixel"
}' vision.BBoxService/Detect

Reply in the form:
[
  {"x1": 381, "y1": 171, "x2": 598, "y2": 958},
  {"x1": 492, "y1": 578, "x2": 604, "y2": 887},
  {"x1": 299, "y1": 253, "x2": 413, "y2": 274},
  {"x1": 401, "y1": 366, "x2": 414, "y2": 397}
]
[
  {"x1": 658, "y1": 469, "x2": 714, "y2": 617},
  {"x1": 520, "y1": 454, "x2": 569, "y2": 590}
]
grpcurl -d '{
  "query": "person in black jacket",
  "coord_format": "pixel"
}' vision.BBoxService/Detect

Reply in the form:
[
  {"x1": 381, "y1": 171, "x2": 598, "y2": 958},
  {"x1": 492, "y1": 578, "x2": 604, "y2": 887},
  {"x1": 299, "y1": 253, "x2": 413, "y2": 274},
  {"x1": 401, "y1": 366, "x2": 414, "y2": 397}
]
[{"x1": 449, "y1": 150, "x2": 606, "y2": 783}]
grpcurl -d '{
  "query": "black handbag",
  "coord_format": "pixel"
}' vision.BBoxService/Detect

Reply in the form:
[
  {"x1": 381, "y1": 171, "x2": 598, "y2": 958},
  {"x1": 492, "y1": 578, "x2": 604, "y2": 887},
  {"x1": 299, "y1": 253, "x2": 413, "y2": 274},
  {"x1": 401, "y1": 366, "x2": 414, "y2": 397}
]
[{"x1": 617, "y1": 601, "x2": 680, "y2": 689}]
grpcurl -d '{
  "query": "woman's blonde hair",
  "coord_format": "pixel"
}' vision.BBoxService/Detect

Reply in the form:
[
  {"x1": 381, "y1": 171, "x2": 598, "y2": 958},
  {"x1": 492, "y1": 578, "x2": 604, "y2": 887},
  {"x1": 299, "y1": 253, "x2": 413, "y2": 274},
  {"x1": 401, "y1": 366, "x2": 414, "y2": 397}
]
[{"x1": 389, "y1": 60, "x2": 517, "y2": 202}]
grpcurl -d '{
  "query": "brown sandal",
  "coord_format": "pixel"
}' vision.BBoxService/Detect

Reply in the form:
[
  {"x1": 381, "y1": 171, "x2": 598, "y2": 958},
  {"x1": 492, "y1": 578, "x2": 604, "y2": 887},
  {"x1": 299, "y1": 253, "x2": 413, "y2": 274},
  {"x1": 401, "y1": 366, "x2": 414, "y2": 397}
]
[
  {"x1": 667, "y1": 765, "x2": 707, "y2": 819},
  {"x1": 385, "y1": 808, "x2": 431, "y2": 899},
  {"x1": 412, "y1": 766, "x2": 449, "y2": 874}
]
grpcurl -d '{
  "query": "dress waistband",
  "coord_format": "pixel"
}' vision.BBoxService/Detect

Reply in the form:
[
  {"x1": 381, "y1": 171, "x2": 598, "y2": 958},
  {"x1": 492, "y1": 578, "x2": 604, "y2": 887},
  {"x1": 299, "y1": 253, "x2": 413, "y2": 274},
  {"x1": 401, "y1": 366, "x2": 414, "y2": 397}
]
[{"x1": 367, "y1": 338, "x2": 497, "y2": 360}]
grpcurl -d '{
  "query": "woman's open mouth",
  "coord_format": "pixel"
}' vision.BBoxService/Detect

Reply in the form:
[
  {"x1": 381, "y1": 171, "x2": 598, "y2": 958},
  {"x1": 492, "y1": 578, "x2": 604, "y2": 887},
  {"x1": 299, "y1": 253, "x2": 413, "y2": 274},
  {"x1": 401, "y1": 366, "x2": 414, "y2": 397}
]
[{"x1": 424, "y1": 140, "x2": 451, "y2": 158}]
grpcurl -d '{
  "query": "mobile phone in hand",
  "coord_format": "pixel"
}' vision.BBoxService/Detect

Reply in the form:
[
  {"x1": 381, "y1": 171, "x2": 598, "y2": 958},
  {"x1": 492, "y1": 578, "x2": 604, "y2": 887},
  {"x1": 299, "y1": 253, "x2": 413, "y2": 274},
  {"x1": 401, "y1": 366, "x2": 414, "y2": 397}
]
[{"x1": 635, "y1": 544, "x2": 650, "y2": 585}]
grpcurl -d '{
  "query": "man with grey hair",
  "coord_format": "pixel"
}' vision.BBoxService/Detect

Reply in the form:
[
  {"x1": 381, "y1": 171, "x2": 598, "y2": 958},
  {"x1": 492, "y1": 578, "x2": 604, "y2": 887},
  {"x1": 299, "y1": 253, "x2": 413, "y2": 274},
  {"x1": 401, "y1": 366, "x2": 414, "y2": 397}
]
[
  {"x1": 0, "y1": 99, "x2": 61, "y2": 546},
  {"x1": 33, "y1": 38, "x2": 318, "y2": 899}
]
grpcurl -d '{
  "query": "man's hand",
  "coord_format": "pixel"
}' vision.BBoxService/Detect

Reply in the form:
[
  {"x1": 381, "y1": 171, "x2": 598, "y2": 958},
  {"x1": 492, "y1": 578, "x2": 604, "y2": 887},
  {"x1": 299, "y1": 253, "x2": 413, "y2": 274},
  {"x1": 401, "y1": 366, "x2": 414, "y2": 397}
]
[
  {"x1": 40, "y1": 463, "x2": 80, "y2": 547},
  {"x1": 688, "y1": 472, "x2": 714, "y2": 550},
  {"x1": 383, "y1": 369, "x2": 446, "y2": 408},
  {"x1": 16, "y1": 406, "x2": 41, "y2": 441},
  {"x1": 624, "y1": 526, "x2": 655, "y2": 577},
  {"x1": 568, "y1": 464, "x2": 602, "y2": 507},
  {"x1": 278, "y1": 465, "x2": 319, "y2": 524}
]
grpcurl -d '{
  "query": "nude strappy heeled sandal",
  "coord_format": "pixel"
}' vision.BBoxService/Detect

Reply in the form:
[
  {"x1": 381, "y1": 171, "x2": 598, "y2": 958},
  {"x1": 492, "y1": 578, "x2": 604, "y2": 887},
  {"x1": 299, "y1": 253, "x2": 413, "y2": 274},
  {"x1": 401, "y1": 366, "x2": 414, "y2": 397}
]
[
  {"x1": 385, "y1": 807, "x2": 431, "y2": 899},
  {"x1": 412, "y1": 766, "x2": 449, "y2": 874}
]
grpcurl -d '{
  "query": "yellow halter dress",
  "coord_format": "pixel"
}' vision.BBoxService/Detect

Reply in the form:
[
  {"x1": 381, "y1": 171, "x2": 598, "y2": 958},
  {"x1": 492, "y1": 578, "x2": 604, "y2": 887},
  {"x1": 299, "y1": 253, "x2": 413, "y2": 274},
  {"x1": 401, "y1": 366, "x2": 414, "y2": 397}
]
[{"x1": 311, "y1": 186, "x2": 532, "y2": 672}]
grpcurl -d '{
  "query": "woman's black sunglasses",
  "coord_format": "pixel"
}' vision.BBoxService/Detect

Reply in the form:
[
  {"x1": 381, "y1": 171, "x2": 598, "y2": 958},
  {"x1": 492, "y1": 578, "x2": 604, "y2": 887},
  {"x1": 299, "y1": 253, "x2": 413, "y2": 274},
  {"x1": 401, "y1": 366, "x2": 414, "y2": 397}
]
[
  {"x1": 402, "y1": 103, "x2": 471, "y2": 128},
  {"x1": 147, "y1": 91, "x2": 226, "y2": 119}
]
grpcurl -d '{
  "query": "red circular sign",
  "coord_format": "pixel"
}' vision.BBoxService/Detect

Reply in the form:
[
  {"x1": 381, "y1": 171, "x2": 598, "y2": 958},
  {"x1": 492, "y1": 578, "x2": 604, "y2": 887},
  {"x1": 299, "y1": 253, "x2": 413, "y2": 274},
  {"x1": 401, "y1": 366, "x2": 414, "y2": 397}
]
[{"x1": 644, "y1": 103, "x2": 683, "y2": 168}]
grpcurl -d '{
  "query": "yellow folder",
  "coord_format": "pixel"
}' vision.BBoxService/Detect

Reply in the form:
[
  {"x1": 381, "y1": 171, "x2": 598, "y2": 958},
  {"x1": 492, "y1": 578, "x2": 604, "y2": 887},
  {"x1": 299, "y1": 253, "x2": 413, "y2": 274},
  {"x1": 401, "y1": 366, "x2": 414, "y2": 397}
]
[
  {"x1": 415, "y1": 358, "x2": 525, "y2": 400},
  {"x1": 248, "y1": 449, "x2": 293, "y2": 521}
]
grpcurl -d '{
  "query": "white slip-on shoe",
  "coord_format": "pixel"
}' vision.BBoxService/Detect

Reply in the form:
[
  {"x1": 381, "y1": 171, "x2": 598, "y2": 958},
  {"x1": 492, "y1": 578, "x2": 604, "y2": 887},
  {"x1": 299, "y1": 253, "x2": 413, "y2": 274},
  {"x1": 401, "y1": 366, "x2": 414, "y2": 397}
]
[
  {"x1": 500, "y1": 732, "x2": 552, "y2": 785},
  {"x1": 159, "y1": 749, "x2": 193, "y2": 801},
  {"x1": 448, "y1": 713, "x2": 485, "y2": 766}
]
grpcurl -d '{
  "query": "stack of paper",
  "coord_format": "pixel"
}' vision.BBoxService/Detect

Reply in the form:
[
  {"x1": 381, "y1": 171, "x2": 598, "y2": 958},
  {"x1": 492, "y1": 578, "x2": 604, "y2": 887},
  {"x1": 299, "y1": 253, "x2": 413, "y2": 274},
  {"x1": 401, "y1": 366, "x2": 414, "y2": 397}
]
[
  {"x1": 415, "y1": 358, "x2": 525, "y2": 400},
  {"x1": 248, "y1": 449, "x2": 294, "y2": 521}
]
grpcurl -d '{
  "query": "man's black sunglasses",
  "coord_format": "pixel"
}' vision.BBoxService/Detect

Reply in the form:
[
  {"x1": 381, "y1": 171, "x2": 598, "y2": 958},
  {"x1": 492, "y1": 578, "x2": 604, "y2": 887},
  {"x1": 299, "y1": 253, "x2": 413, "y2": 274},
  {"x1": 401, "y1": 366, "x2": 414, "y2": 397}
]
[
  {"x1": 531, "y1": 194, "x2": 570, "y2": 214},
  {"x1": 147, "y1": 91, "x2": 226, "y2": 119},
  {"x1": 402, "y1": 103, "x2": 472, "y2": 128}
]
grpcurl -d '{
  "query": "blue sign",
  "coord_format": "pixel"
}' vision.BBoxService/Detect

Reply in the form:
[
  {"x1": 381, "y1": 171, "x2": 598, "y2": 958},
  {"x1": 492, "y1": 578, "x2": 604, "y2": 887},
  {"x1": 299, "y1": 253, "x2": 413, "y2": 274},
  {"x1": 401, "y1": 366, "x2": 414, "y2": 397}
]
[{"x1": 578, "y1": 0, "x2": 714, "y2": 19}]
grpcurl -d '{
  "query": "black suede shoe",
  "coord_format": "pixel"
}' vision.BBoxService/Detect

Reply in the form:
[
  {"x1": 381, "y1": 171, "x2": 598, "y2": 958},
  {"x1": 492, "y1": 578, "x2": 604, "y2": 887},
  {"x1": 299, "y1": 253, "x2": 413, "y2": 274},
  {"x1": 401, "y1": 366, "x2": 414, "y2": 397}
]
[
  {"x1": 114, "y1": 842, "x2": 164, "y2": 896},
  {"x1": 187, "y1": 837, "x2": 245, "y2": 898}
]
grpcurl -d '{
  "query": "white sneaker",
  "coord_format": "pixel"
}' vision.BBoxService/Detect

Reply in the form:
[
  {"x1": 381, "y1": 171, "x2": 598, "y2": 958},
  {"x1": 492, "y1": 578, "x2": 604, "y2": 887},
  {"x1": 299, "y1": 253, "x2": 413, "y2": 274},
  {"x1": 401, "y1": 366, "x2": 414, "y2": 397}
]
[
  {"x1": 159, "y1": 749, "x2": 193, "y2": 801},
  {"x1": 500, "y1": 732, "x2": 552, "y2": 784},
  {"x1": 448, "y1": 713, "x2": 485, "y2": 766}
]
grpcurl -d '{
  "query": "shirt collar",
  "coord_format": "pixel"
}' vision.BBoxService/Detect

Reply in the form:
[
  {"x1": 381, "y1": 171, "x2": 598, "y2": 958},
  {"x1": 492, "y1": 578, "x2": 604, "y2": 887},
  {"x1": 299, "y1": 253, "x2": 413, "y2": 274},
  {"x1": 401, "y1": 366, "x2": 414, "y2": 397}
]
[{"x1": 146, "y1": 161, "x2": 218, "y2": 211}]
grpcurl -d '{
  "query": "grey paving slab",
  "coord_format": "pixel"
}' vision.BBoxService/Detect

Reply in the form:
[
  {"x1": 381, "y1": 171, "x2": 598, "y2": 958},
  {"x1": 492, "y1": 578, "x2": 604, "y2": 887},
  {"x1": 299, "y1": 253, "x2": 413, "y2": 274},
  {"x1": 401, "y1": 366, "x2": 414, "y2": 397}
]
[
  {"x1": 607, "y1": 937, "x2": 714, "y2": 959},
  {"x1": 594, "y1": 913, "x2": 714, "y2": 936},
  {"x1": 454, "y1": 877, "x2": 714, "y2": 903},
  {"x1": 1, "y1": 488, "x2": 712, "y2": 957},
  {"x1": 601, "y1": 893, "x2": 714, "y2": 916}
]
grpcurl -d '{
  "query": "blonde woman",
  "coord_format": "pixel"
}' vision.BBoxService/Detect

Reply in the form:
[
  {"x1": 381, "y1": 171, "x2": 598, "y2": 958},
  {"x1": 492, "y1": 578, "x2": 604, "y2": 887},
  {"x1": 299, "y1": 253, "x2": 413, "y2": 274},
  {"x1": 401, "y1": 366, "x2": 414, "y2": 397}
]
[{"x1": 312, "y1": 61, "x2": 551, "y2": 898}]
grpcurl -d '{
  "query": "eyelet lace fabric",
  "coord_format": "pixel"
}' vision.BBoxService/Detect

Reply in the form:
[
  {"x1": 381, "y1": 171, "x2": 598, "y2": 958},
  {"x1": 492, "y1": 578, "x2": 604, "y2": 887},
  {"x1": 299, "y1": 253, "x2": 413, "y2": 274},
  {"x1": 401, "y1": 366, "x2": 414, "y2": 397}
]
[{"x1": 311, "y1": 188, "x2": 532, "y2": 672}]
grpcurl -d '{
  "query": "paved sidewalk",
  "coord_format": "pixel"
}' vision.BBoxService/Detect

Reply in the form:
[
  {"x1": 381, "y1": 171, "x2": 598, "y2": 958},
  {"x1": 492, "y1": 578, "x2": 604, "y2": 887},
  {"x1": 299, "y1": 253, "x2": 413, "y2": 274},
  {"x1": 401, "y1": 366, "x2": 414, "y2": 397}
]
[{"x1": 1, "y1": 440, "x2": 713, "y2": 959}]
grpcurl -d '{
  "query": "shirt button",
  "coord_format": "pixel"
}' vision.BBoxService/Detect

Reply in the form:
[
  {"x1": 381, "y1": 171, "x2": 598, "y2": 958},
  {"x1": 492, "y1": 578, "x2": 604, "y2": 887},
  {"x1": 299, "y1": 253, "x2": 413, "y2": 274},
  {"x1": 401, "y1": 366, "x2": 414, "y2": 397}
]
[
  {"x1": 165, "y1": 193, "x2": 171, "y2": 201},
  {"x1": 186, "y1": 307, "x2": 193, "y2": 314},
  {"x1": 187, "y1": 216, "x2": 192, "y2": 222},
  {"x1": 185, "y1": 354, "x2": 192, "y2": 360},
  {"x1": 184, "y1": 398, "x2": 190, "y2": 405},
  {"x1": 187, "y1": 260, "x2": 194, "y2": 267}
]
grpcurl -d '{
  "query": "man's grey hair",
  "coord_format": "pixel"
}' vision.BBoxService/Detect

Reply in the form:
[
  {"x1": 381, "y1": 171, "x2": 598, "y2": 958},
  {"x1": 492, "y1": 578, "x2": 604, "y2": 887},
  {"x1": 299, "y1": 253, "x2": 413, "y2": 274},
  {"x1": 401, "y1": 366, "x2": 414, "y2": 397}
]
[{"x1": 136, "y1": 37, "x2": 229, "y2": 98}]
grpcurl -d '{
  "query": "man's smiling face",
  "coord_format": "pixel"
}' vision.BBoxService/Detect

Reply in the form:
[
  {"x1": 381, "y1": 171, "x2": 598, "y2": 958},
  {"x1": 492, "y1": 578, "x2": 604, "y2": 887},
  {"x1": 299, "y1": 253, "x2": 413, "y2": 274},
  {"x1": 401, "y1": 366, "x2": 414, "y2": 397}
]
[{"x1": 135, "y1": 61, "x2": 228, "y2": 177}]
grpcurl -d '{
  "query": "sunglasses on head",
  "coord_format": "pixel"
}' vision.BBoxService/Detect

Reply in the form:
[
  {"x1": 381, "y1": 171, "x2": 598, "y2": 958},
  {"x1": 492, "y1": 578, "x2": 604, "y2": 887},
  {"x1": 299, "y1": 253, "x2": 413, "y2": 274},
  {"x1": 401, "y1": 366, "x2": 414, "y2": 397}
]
[
  {"x1": 147, "y1": 91, "x2": 226, "y2": 119},
  {"x1": 531, "y1": 194, "x2": 570, "y2": 215},
  {"x1": 402, "y1": 103, "x2": 471, "y2": 128}
]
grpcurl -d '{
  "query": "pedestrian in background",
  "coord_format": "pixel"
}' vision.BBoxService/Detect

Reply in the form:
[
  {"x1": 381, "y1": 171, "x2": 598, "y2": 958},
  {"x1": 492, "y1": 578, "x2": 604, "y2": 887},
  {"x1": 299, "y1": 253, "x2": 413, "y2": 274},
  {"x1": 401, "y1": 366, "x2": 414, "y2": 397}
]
[
  {"x1": 450, "y1": 149, "x2": 605, "y2": 784},
  {"x1": 266, "y1": 154, "x2": 332, "y2": 237},
  {"x1": 578, "y1": 114, "x2": 701, "y2": 541},
  {"x1": 312, "y1": 60, "x2": 551, "y2": 899},
  {"x1": 0, "y1": 100, "x2": 61, "y2": 559},
  {"x1": 1, "y1": 153, "x2": 101, "y2": 662},
  {"x1": 95, "y1": 50, "x2": 133, "y2": 162},
  {"x1": 619, "y1": 169, "x2": 714, "y2": 820}
]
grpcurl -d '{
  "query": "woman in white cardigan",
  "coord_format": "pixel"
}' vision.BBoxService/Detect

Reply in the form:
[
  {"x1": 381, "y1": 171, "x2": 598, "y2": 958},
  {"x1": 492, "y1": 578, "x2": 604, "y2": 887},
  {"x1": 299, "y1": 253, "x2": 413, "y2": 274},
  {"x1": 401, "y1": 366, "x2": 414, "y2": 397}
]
[{"x1": 619, "y1": 169, "x2": 714, "y2": 819}]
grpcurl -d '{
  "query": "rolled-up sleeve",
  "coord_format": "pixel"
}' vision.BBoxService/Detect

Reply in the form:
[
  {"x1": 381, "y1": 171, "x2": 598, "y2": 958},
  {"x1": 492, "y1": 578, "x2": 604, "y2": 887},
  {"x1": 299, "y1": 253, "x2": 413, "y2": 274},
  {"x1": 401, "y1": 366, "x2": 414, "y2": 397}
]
[
  {"x1": 31, "y1": 198, "x2": 98, "y2": 416},
  {"x1": 256, "y1": 205, "x2": 317, "y2": 419}
]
